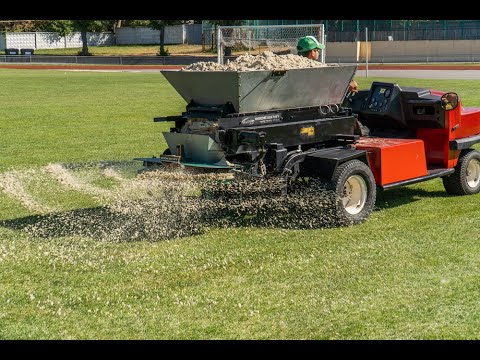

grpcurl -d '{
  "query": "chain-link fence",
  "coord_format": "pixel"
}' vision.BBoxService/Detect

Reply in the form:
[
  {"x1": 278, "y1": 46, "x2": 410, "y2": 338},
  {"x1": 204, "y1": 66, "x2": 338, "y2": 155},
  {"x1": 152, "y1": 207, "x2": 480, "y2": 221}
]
[
  {"x1": 216, "y1": 24, "x2": 324, "y2": 64},
  {"x1": 204, "y1": 20, "x2": 480, "y2": 44},
  {"x1": 323, "y1": 20, "x2": 480, "y2": 41}
]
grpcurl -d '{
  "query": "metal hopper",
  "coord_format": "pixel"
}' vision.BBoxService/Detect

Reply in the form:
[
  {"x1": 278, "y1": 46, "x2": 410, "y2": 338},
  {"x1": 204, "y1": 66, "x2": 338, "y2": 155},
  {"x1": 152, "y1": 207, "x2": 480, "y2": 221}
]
[{"x1": 161, "y1": 65, "x2": 357, "y2": 114}]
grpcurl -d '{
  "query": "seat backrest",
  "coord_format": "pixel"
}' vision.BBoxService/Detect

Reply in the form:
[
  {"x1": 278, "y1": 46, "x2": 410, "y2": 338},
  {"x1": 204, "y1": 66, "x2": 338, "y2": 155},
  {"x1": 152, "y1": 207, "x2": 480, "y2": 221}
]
[{"x1": 403, "y1": 98, "x2": 445, "y2": 129}]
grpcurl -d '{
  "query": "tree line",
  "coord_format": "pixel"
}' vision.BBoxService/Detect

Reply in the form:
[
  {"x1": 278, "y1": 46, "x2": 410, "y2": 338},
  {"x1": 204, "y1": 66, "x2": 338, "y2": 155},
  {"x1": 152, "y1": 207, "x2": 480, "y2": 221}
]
[{"x1": 0, "y1": 20, "x2": 244, "y2": 56}]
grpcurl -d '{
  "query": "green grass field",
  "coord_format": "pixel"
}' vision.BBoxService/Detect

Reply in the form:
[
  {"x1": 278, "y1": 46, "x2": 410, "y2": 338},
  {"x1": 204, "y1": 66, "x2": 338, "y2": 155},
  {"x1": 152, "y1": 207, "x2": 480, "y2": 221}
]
[
  {"x1": 2, "y1": 68, "x2": 480, "y2": 339},
  {"x1": 33, "y1": 45, "x2": 211, "y2": 56},
  {"x1": 31, "y1": 44, "x2": 284, "y2": 58}
]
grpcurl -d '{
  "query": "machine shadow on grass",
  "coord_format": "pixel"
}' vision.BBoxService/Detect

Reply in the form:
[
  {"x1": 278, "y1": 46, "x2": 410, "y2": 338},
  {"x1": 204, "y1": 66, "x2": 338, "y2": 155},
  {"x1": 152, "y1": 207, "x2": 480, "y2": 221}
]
[
  {"x1": 0, "y1": 198, "x2": 341, "y2": 242},
  {"x1": 0, "y1": 181, "x2": 456, "y2": 242},
  {"x1": 375, "y1": 186, "x2": 452, "y2": 210},
  {"x1": 0, "y1": 206, "x2": 167, "y2": 241},
  {"x1": 0, "y1": 179, "x2": 336, "y2": 241}
]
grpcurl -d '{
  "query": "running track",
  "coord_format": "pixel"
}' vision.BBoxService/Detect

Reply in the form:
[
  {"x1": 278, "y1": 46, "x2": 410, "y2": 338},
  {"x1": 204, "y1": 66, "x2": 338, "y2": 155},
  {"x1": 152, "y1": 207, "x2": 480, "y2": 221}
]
[{"x1": 3, "y1": 63, "x2": 480, "y2": 79}]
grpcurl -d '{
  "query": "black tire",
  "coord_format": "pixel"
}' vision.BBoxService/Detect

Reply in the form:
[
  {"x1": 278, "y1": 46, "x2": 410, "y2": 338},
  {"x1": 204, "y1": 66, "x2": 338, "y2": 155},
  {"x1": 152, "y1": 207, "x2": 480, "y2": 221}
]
[
  {"x1": 325, "y1": 159, "x2": 376, "y2": 225},
  {"x1": 163, "y1": 148, "x2": 172, "y2": 155},
  {"x1": 443, "y1": 149, "x2": 480, "y2": 195}
]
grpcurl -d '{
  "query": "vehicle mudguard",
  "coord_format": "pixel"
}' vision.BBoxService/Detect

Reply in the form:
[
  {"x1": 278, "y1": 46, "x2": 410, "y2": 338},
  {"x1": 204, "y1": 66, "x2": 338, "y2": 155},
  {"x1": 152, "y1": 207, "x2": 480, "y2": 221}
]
[{"x1": 298, "y1": 147, "x2": 369, "y2": 180}]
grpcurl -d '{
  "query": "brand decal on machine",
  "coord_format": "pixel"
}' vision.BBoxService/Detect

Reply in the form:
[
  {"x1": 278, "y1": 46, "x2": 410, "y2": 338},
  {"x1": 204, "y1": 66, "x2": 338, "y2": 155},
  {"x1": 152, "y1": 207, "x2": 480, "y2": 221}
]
[{"x1": 240, "y1": 114, "x2": 282, "y2": 126}]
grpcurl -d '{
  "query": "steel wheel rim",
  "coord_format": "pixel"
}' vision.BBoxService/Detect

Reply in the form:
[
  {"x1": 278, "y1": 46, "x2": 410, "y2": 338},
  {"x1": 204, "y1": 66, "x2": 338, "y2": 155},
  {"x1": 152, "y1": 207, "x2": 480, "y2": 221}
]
[
  {"x1": 342, "y1": 175, "x2": 367, "y2": 215},
  {"x1": 466, "y1": 158, "x2": 480, "y2": 188}
]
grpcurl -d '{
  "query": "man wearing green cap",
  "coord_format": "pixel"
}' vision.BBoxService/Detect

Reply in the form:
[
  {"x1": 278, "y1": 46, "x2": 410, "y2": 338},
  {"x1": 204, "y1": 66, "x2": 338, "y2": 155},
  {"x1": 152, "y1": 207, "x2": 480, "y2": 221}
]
[
  {"x1": 297, "y1": 36, "x2": 358, "y2": 93},
  {"x1": 296, "y1": 35, "x2": 326, "y2": 60}
]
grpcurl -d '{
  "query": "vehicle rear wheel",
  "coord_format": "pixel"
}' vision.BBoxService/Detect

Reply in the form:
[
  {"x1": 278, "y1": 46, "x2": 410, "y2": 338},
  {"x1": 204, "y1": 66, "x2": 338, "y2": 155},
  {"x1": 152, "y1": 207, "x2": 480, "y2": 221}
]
[
  {"x1": 443, "y1": 149, "x2": 480, "y2": 195},
  {"x1": 326, "y1": 159, "x2": 376, "y2": 225}
]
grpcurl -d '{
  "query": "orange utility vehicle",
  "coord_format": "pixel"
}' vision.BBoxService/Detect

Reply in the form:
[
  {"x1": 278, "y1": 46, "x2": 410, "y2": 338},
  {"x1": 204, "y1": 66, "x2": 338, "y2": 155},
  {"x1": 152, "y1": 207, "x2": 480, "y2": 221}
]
[{"x1": 349, "y1": 82, "x2": 480, "y2": 193}]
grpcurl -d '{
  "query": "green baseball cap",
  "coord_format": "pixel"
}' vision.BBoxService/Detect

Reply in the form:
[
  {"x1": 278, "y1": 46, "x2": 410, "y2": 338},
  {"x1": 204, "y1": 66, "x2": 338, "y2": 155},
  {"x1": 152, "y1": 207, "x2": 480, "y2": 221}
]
[{"x1": 296, "y1": 36, "x2": 325, "y2": 53}]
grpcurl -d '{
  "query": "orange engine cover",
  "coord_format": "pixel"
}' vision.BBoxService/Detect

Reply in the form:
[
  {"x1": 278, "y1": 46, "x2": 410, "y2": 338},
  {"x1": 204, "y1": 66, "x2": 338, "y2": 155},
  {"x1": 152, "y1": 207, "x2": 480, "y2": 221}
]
[{"x1": 355, "y1": 138, "x2": 428, "y2": 186}]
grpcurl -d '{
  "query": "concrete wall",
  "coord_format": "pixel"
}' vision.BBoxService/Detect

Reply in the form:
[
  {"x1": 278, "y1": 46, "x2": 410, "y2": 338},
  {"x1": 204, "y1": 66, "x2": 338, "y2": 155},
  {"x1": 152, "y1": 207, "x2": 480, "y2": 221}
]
[
  {"x1": 116, "y1": 27, "x2": 163, "y2": 45},
  {"x1": 185, "y1": 24, "x2": 202, "y2": 44},
  {"x1": 36, "y1": 33, "x2": 64, "y2": 49},
  {"x1": 6, "y1": 32, "x2": 35, "y2": 49},
  {"x1": 371, "y1": 40, "x2": 480, "y2": 57},
  {"x1": 3, "y1": 32, "x2": 114, "y2": 50},
  {"x1": 0, "y1": 33, "x2": 6, "y2": 50},
  {"x1": 0, "y1": 25, "x2": 203, "y2": 51},
  {"x1": 116, "y1": 25, "x2": 202, "y2": 45},
  {"x1": 326, "y1": 40, "x2": 480, "y2": 63},
  {"x1": 325, "y1": 42, "x2": 357, "y2": 58}
]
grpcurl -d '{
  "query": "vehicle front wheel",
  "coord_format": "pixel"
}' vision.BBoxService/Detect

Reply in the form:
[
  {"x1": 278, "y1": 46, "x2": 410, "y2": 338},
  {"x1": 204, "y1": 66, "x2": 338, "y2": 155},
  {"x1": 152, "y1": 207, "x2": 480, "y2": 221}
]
[
  {"x1": 443, "y1": 149, "x2": 480, "y2": 195},
  {"x1": 326, "y1": 159, "x2": 377, "y2": 225}
]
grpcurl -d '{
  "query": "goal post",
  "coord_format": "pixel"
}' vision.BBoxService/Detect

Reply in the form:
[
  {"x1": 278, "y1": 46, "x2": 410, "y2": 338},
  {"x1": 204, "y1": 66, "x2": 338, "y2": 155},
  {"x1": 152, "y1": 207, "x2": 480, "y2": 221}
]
[{"x1": 217, "y1": 24, "x2": 325, "y2": 65}]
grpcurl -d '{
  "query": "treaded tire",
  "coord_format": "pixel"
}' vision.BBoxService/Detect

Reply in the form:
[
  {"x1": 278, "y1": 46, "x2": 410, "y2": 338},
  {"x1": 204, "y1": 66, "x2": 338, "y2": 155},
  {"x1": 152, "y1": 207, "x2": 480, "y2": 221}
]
[
  {"x1": 326, "y1": 159, "x2": 376, "y2": 225},
  {"x1": 443, "y1": 149, "x2": 480, "y2": 195}
]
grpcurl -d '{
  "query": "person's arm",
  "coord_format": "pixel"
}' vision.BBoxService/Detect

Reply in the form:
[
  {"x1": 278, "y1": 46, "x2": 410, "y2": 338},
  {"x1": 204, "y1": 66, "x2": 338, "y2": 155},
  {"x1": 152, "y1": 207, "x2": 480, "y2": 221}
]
[{"x1": 348, "y1": 80, "x2": 358, "y2": 93}]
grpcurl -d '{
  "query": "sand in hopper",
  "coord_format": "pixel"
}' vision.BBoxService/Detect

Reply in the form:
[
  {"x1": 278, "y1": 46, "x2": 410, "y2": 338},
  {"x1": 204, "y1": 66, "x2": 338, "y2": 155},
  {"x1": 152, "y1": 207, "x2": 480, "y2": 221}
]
[{"x1": 183, "y1": 51, "x2": 333, "y2": 71}]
